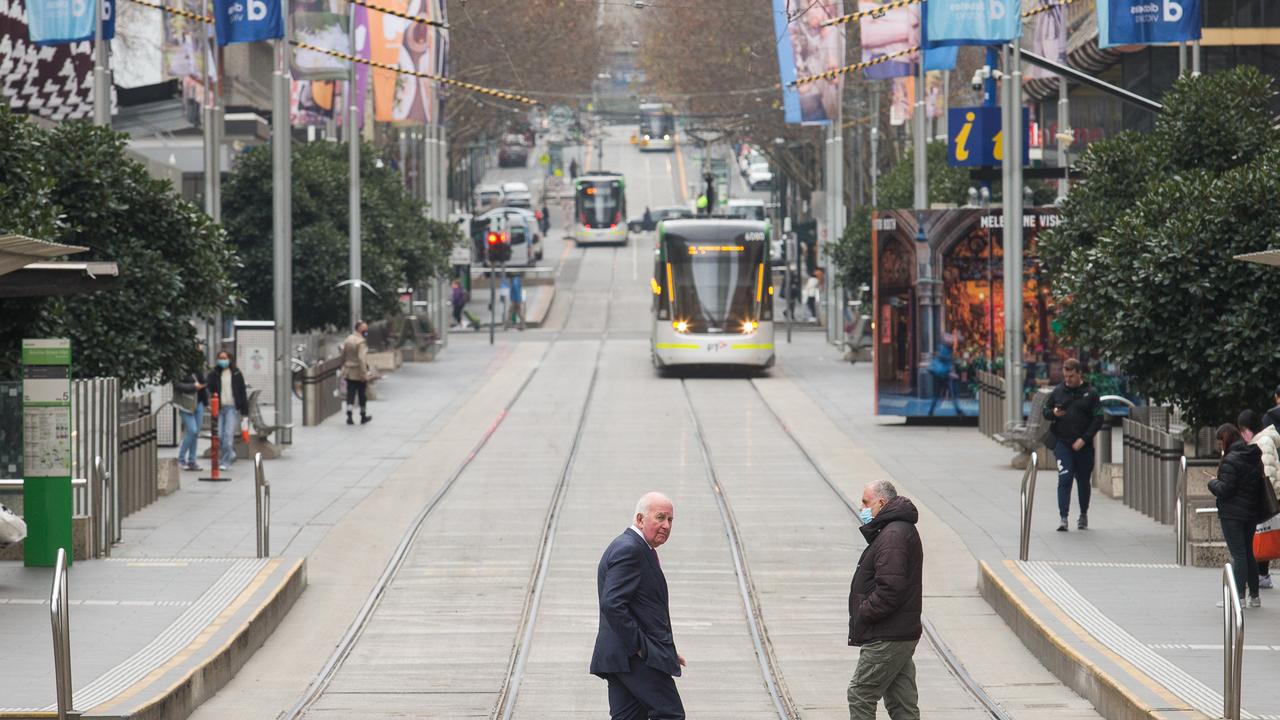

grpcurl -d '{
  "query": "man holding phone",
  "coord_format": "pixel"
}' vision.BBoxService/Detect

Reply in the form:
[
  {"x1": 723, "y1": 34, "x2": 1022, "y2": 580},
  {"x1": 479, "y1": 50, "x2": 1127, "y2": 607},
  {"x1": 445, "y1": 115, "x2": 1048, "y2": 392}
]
[{"x1": 1044, "y1": 358, "x2": 1103, "y2": 531}]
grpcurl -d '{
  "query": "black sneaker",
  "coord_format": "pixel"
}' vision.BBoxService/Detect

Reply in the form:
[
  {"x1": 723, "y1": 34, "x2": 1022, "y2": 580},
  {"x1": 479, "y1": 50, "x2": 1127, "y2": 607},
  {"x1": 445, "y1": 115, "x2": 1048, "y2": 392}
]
[
  {"x1": 1077, "y1": 514, "x2": 1088, "y2": 530},
  {"x1": 360, "y1": 414, "x2": 373, "y2": 425},
  {"x1": 346, "y1": 413, "x2": 354, "y2": 425},
  {"x1": 1057, "y1": 517, "x2": 1069, "y2": 532}
]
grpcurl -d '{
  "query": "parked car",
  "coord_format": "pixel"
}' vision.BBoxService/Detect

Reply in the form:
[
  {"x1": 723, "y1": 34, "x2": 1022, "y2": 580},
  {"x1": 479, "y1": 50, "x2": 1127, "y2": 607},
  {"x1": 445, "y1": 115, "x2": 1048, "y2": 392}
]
[
  {"x1": 498, "y1": 134, "x2": 530, "y2": 167},
  {"x1": 478, "y1": 206, "x2": 543, "y2": 265},
  {"x1": 747, "y1": 162, "x2": 773, "y2": 191},
  {"x1": 474, "y1": 184, "x2": 505, "y2": 212},
  {"x1": 501, "y1": 181, "x2": 533, "y2": 208}
]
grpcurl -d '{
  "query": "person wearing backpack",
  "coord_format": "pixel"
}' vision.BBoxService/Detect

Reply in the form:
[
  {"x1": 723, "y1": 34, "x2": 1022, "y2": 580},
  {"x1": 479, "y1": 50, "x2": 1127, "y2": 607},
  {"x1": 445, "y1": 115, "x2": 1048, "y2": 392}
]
[{"x1": 1043, "y1": 358, "x2": 1103, "y2": 532}]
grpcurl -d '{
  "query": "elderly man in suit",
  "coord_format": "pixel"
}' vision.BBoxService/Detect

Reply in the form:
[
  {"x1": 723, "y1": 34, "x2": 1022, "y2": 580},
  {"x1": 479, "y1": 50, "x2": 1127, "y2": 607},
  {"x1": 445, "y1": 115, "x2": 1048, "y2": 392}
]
[{"x1": 590, "y1": 491, "x2": 686, "y2": 720}]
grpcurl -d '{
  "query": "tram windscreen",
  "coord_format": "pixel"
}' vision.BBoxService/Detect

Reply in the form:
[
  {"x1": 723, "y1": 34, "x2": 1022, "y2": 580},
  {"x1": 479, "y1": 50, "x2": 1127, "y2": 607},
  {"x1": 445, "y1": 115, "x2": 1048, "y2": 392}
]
[
  {"x1": 666, "y1": 233, "x2": 767, "y2": 333},
  {"x1": 576, "y1": 181, "x2": 622, "y2": 229},
  {"x1": 641, "y1": 111, "x2": 674, "y2": 138}
]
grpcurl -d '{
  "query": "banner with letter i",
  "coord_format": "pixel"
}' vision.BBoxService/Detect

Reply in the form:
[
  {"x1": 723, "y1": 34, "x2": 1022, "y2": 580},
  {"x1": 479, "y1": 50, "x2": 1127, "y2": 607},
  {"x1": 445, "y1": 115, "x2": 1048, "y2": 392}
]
[
  {"x1": 1105, "y1": 0, "x2": 1200, "y2": 47},
  {"x1": 213, "y1": 0, "x2": 284, "y2": 45},
  {"x1": 926, "y1": 0, "x2": 1022, "y2": 47}
]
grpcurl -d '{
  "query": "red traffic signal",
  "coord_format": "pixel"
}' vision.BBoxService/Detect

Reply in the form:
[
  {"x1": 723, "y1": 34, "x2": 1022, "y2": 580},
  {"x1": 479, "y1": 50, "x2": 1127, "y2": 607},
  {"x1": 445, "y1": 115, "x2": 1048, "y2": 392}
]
[{"x1": 485, "y1": 231, "x2": 511, "y2": 265}]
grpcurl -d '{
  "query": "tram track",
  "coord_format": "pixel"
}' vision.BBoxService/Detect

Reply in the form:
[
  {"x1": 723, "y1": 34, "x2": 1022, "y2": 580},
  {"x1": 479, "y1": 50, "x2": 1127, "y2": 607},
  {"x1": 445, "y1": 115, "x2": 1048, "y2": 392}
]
[
  {"x1": 743, "y1": 377, "x2": 1016, "y2": 720},
  {"x1": 280, "y1": 244, "x2": 617, "y2": 720}
]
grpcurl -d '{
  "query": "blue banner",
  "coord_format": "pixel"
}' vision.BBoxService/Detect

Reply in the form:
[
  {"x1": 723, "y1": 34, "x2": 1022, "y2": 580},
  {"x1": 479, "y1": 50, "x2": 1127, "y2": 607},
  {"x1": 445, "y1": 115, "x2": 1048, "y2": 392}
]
[
  {"x1": 772, "y1": 0, "x2": 804, "y2": 123},
  {"x1": 1105, "y1": 0, "x2": 1200, "y2": 47},
  {"x1": 921, "y1": 7, "x2": 958, "y2": 71},
  {"x1": 925, "y1": 0, "x2": 1022, "y2": 47},
  {"x1": 213, "y1": 0, "x2": 283, "y2": 46},
  {"x1": 28, "y1": 0, "x2": 114, "y2": 45}
]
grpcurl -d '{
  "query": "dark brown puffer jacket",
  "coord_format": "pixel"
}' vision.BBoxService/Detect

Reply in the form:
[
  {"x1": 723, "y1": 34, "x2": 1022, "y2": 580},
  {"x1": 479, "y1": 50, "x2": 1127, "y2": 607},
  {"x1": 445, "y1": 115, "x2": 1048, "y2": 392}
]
[{"x1": 848, "y1": 496, "x2": 923, "y2": 647}]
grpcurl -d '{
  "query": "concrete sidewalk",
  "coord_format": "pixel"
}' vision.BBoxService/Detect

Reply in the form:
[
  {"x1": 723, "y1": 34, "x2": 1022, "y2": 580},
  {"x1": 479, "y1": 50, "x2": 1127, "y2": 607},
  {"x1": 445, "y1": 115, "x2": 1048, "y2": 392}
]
[
  {"x1": 777, "y1": 336, "x2": 1280, "y2": 720},
  {"x1": 0, "y1": 340, "x2": 504, "y2": 718}
]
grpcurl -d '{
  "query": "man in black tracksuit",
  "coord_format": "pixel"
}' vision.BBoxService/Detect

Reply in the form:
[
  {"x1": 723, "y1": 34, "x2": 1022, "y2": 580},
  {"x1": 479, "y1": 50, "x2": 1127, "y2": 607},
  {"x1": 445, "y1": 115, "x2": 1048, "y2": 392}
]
[{"x1": 1043, "y1": 358, "x2": 1103, "y2": 531}]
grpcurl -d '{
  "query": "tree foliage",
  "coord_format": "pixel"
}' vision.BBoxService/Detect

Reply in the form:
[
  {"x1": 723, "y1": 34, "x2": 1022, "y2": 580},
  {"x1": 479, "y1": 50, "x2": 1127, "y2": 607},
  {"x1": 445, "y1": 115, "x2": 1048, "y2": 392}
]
[
  {"x1": 1039, "y1": 66, "x2": 1280, "y2": 428},
  {"x1": 0, "y1": 107, "x2": 237, "y2": 387},
  {"x1": 223, "y1": 140, "x2": 456, "y2": 332}
]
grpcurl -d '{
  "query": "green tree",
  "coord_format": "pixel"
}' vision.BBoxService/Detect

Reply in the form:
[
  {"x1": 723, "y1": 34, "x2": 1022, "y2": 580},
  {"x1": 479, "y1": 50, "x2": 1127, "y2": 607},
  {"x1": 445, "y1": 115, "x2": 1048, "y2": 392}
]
[
  {"x1": 1039, "y1": 66, "x2": 1280, "y2": 428},
  {"x1": 223, "y1": 141, "x2": 456, "y2": 332},
  {"x1": 827, "y1": 142, "x2": 972, "y2": 292},
  {"x1": 0, "y1": 108, "x2": 238, "y2": 386}
]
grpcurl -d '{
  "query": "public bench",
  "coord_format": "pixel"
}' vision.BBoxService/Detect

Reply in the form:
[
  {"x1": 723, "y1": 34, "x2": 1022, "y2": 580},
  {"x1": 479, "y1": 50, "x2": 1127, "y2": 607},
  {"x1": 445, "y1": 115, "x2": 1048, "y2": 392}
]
[
  {"x1": 994, "y1": 388, "x2": 1055, "y2": 469},
  {"x1": 239, "y1": 389, "x2": 291, "y2": 460}
]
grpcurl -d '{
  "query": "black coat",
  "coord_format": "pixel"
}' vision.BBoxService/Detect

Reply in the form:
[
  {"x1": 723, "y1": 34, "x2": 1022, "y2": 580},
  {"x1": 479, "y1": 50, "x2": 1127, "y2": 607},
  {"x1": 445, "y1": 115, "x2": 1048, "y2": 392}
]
[
  {"x1": 1209, "y1": 440, "x2": 1265, "y2": 523},
  {"x1": 205, "y1": 367, "x2": 249, "y2": 415},
  {"x1": 1043, "y1": 382, "x2": 1104, "y2": 446},
  {"x1": 848, "y1": 496, "x2": 923, "y2": 647},
  {"x1": 590, "y1": 529, "x2": 681, "y2": 679}
]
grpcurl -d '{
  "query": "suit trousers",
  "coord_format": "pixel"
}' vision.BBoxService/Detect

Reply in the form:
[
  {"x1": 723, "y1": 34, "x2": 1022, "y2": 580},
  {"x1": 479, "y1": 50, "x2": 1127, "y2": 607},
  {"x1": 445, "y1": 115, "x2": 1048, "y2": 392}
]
[
  {"x1": 847, "y1": 639, "x2": 920, "y2": 720},
  {"x1": 606, "y1": 655, "x2": 684, "y2": 720}
]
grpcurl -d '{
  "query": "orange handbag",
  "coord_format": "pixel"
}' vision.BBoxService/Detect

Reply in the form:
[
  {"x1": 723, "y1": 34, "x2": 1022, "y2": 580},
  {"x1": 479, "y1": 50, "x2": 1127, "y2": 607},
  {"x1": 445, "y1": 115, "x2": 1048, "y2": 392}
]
[{"x1": 1255, "y1": 528, "x2": 1280, "y2": 563}]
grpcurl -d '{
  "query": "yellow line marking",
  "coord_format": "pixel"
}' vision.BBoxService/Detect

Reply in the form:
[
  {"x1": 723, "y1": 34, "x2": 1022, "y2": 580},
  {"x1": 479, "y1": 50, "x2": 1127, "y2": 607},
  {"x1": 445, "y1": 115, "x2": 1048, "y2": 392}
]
[
  {"x1": 91, "y1": 559, "x2": 303, "y2": 715},
  {"x1": 673, "y1": 137, "x2": 689, "y2": 203},
  {"x1": 731, "y1": 344, "x2": 774, "y2": 350},
  {"x1": 655, "y1": 343, "x2": 698, "y2": 350},
  {"x1": 989, "y1": 560, "x2": 1194, "y2": 714}
]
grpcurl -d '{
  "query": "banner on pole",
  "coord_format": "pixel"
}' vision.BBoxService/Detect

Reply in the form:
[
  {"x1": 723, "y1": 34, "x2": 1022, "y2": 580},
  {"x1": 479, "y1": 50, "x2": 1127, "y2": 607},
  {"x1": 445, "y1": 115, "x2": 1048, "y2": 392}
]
[
  {"x1": 290, "y1": 0, "x2": 350, "y2": 80},
  {"x1": 920, "y1": 5, "x2": 957, "y2": 72},
  {"x1": 1105, "y1": 0, "x2": 1200, "y2": 47},
  {"x1": 774, "y1": 0, "x2": 845, "y2": 125},
  {"x1": 925, "y1": 0, "x2": 1022, "y2": 47},
  {"x1": 213, "y1": 0, "x2": 284, "y2": 45},
  {"x1": 859, "y1": 1, "x2": 917, "y2": 79},
  {"x1": 1025, "y1": 1, "x2": 1066, "y2": 80},
  {"x1": 162, "y1": 0, "x2": 206, "y2": 78},
  {"x1": 26, "y1": 0, "x2": 114, "y2": 45}
]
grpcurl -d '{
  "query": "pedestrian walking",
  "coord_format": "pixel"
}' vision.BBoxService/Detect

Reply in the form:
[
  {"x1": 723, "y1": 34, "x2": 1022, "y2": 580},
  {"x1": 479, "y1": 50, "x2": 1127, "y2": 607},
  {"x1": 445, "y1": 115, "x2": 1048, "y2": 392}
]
[
  {"x1": 1044, "y1": 358, "x2": 1103, "y2": 531},
  {"x1": 927, "y1": 332, "x2": 966, "y2": 417},
  {"x1": 451, "y1": 279, "x2": 469, "y2": 328},
  {"x1": 570, "y1": 158, "x2": 580, "y2": 180},
  {"x1": 539, "y1": 204, "x2": 551, "y2": 235},
  {"x1": 1241, "y1": 408, "x2": 1280, "y2": 589},
  {"x1": 204, "y1": 351, "x2": 248, "y2": 470},
  {"x1": 803, "y1": 271, "x2": 822, "y2": 323},
  {"x1": 1210, "y1": 423, "x2": 1265, "y2": 608},
  {"x1": 509, "y1": 273, "x2": 526, "y2": 331},
  {"x1": 848, "y1": 480, "x2": 923, "y2": 720},
  {"x1": 172, "y1": 361, "x2": 208, "y2": 471},
  {"x1": 590, "y1": 492, "x2": 685, "y2": 720},
  {"x1": 642, "y1": 206, "x2": 654, "y2": 231},
  {"x1": 341, "y1": 321, "x2": 373, "y2": 425}
]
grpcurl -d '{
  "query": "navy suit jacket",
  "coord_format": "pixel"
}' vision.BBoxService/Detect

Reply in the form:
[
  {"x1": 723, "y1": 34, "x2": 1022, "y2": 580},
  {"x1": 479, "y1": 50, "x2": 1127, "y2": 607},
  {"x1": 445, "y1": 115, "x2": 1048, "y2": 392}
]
[{"x1": 590, "y1": 529, "x2": 680, "y2": 678}]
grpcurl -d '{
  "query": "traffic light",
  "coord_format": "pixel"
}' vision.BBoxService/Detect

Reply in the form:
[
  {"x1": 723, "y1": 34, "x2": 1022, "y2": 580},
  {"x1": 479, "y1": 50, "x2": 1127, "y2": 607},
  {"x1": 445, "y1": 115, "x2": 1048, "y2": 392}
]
[{"x1": 486, "y1": 230, "x2": 511, "y2": 265}]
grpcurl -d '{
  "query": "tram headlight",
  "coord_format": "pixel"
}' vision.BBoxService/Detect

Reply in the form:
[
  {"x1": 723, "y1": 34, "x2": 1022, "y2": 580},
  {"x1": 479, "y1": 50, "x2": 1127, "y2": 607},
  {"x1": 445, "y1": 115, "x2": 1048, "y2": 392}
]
[
  {"x1": 663, "y1": 134, "x2": 670, "y2": 140},
  {"x1": 673, "y1": 320, "x2": 689, "y2": 333},
  {"x1": 741, "y1": 320, "x2": 758, "y2": 334}
]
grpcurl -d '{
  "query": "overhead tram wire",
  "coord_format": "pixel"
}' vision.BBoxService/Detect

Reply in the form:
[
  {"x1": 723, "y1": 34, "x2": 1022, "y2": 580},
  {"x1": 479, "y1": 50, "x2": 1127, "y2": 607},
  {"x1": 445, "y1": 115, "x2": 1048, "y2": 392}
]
[{"x1": 744, "y1": 379, "x2": 1016, "y2": 720}]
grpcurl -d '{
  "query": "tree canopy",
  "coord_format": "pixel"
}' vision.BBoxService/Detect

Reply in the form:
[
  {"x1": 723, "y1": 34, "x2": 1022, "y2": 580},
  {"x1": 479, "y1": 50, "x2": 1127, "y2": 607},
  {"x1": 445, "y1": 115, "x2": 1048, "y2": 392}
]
[
  {"x1": 223, "y1": 140, "x2": 457, "y2": 332},
  {"x1": 1039, "y1": 66, "x2": 1280, "y2": 429},
  {"x1": 0, "y1": 107, "x2": 237, "y2": 387}
]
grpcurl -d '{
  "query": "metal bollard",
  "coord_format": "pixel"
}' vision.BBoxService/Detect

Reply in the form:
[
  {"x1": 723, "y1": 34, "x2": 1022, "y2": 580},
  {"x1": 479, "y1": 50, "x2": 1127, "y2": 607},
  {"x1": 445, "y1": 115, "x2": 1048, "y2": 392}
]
[
  {"x1": 1222, "y1": 563, "x2": 1244, "y2": 720},
  {"x1": 51, "y1": 547, "x2": 74, "y2": 719},
  {"x1": 1175, "y1": 456, "x2": 1187, "y2": 566},
  {"x1": 1019, "y1": 451, "x2": 1038, "y2": 562},
  {"x1": 254, "y1": 453, "x2": 271, "y2": 558}
]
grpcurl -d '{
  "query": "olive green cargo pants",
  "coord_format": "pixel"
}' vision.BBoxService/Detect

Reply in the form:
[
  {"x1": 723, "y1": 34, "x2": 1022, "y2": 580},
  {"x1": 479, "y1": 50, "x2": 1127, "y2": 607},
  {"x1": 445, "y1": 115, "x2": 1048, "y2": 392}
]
[{"x1": 847, "y1": 639, "x2": 919, "y2": 720}]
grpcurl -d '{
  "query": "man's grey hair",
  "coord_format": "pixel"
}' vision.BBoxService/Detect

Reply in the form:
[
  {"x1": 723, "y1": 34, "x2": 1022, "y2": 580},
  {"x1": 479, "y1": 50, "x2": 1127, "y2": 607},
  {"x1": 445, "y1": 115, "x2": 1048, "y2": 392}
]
[
  {"x1": 867, "y1": 479, "x2": 898, "y2": 503},
  {"x1": 635, "y1": 491, "x2": 671, "y2": 517}
]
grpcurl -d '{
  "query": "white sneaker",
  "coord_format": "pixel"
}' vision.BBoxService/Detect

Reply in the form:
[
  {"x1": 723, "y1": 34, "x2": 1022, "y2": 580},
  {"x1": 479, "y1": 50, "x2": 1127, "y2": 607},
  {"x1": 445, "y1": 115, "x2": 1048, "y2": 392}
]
[
  {"x1": 1249, "y1": 596, "x2": 1262, "y2": 608},
  {"x1": 1260, "y1": 575, "x2": 1274, "y2": 589}
]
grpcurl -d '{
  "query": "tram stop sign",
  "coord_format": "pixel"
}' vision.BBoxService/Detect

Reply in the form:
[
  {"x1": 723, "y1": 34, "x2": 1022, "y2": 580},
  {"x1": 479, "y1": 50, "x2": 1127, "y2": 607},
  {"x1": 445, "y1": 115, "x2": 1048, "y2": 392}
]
[{"x1": 21, "y1": 338, "x2": 73, "y2": 567}]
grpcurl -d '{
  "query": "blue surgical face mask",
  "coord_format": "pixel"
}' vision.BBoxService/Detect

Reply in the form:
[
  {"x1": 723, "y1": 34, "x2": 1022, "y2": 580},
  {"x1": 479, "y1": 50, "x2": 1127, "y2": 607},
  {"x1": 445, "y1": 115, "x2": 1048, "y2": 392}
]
[
  {"x1": 217, "y1": 359, "x2": 230, "y2": 369},
  {"x1": 858, "y1": 507, "x2": 874, "y2": 525}
]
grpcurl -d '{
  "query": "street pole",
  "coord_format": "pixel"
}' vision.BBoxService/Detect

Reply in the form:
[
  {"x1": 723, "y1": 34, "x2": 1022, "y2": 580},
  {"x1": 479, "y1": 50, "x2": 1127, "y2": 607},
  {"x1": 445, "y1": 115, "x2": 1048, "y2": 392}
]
[
  {"x1": 1004, "y1": 44, "x2": 1026, "y2": 424},
  {"x1": 1000, "y1": 44, "x2": 1017, "y2": 425},
  {"x1": 488, "y1": 266, "x2": 496, "y2": 345},
  {"x1": 1192, "y1": 40, "x2": 1201, "y2": 76},
  {"x1": 1057, "y1": 75, "x2": 1070, "y2": 201},
  {"x1": 1178, "y1": 41, "x2": 1187, "y2": 76},
  {"x1": 828, "y1": 100, "x2": 844, "y2": 346},
  {"x1": 913, "y1": 55, "x2": 927, "y2": 210},
  {"x1": 348, "y1": 23, "x2": 362, "y2": 327},
  {"x1": 869, "y1": 91, "x2": 879, "y2": 207},
  {"x1": 272, "y1": 31, "x2": 293, "y2": 444},
  {"x1": 202, "y1": 0, "x2": 223, "y2": 353},
  {"x1": 92, "y1": 0, "x2": 111, "y2": 126}
]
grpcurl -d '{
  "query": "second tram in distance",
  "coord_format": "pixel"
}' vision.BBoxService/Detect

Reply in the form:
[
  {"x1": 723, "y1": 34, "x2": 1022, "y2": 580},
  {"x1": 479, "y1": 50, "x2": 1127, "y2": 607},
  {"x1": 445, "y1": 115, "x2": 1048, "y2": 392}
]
[
  {"x1": 650, "y1": 219, "x2": 775, "y2": 371},
  {"x1": 638, "y1": 103, "x2": 675, "y2": 152},
  {"x1": 573, "y1": 172, "x2": 629, "y2": 245}
]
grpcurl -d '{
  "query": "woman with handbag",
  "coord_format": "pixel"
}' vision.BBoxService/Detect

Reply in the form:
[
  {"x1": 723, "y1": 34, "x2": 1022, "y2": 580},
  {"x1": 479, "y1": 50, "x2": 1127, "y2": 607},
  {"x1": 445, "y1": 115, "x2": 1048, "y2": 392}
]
[
  {"x1": 1209, "y1": 423, "x2": 1265, "y2": 608},
  {"x1": 172, "y1": 363, "x2": 208, "y2": 471},
  {"x1": 1239, "y1": 410, "x2": 1280, "y2": 588}
]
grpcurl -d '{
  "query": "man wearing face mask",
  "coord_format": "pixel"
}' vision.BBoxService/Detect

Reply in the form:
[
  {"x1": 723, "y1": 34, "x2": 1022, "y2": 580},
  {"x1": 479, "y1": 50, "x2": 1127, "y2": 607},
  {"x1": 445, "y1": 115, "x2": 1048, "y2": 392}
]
[
  {"x1": 847, "y1": 480, "x2": 923, "y2": 720},
  {"x1": 591, "y1": 491, "x2": 685, "y2": 720},
  {"x1": 341, "y1": 321, "x2": 373, "y2": 425}
]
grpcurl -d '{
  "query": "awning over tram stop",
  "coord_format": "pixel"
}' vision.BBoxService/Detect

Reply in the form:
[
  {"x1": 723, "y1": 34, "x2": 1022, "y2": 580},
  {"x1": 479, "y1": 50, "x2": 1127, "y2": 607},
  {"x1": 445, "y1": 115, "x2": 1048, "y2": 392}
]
[{"x1": 0, "y1": 234, "x2": 118, "y2": 298}]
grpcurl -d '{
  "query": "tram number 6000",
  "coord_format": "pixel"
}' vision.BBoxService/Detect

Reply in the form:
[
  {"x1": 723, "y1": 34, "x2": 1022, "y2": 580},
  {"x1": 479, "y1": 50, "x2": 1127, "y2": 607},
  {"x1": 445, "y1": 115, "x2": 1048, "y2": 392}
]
[{"x1": 744, "y1": 232, "x2": 766, "y2": 242}]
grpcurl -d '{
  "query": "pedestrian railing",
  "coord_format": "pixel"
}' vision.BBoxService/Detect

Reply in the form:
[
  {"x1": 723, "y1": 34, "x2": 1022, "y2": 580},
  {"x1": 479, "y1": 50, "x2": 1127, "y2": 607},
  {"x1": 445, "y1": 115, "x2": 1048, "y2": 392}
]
[
  {"x1": 976, "y1": 370, "x2": 1007, "y2": 441},
  {"x1": 118, "y1": 414, "x2": 158, "y2": 519},
  {"x1": 1121, "y1": 417, "x2": 1182, "y2": 525},
  {"x1": 72, "y1": 377, "x2": 119, "y2": 545},
  {"x1": 51, "y1": 547, "x2": 74, "y2": 720},
  {"x1": 254, "y1": 453, "x2": 271, "y2": 558},
  {"x1": 302, "y1": 357, "x2": 344, "y2": 426},
  {"x1": 1222, "y1": 563, "x2": 1244, "y2": 720},
  {"x1": 1019, "y1": 451, "x2": 1039, "y2": 561}
]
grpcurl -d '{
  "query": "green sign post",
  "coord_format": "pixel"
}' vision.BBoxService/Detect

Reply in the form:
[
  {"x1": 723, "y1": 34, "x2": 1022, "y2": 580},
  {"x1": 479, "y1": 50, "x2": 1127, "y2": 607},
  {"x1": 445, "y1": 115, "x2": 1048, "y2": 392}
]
[{"x1": 22, "y1": 338, "x2": 73, "y2": 567}]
